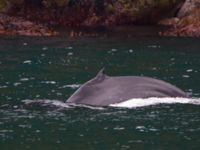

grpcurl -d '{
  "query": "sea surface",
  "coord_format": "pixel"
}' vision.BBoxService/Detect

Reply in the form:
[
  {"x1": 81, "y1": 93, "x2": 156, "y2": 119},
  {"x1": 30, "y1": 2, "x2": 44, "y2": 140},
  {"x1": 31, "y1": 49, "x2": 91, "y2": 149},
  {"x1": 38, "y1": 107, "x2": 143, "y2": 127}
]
[{"x1": 0, "y1": 27, "x2": 200, "y2": 150}]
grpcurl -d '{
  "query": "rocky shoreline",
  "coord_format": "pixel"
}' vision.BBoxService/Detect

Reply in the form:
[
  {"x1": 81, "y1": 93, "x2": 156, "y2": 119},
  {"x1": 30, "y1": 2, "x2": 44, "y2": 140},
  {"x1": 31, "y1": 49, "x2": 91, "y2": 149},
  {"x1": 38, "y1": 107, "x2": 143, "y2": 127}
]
[
  {"x1": 0, "y1": 13, "x2": 57, "y2": 36},
  {"x1": 0, "y1": 0, "x2": 200, "y2": 37},
  {"x1": 0, "y1": 0, "x2": 184, "y2": 37}
]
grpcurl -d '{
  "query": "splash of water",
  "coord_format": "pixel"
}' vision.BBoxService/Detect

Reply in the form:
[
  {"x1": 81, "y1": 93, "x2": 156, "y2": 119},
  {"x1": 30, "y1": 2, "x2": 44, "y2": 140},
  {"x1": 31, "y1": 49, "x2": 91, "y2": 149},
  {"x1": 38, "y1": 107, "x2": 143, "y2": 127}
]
[
  {"x1": 110, "y1": 97, "x2": 200, "y2": 108},
  {"x1": 22, "y1": 100, "x2": 104, "y2": 110},
  {"x1": 22, "y1": 97, "x2": 200, "y2": 110}
]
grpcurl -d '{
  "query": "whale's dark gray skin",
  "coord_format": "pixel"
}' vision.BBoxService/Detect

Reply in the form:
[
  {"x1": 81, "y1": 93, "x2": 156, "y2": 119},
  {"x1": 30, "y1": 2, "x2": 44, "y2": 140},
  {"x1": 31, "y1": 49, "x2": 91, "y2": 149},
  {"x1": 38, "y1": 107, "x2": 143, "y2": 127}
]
[{"x1": 67, "y1": 69, "x2": 188, "y2": 106}]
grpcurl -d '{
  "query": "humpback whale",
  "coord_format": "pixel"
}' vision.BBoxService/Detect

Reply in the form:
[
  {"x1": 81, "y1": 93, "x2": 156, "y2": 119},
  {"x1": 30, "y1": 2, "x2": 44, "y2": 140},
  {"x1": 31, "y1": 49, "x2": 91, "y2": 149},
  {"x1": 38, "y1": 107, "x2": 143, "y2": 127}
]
[{"x1": 67, "y1": 69, "x2": 188, "y2": 106}]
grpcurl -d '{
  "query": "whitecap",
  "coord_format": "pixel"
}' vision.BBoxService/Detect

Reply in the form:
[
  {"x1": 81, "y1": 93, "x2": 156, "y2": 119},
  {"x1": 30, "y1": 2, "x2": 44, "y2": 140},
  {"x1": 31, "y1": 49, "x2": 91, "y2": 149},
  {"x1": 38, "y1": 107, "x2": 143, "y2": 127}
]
[
  {"x1": 147, "y1": 45, "x2": 160, "y2": 48},
  {"x1": 41, "y1": 81, "x2": 56, "y2": 84},
  {"x1": 23, "y1": 60, "x2": 32, "y2": 64},
  {"x1": 20, "y1": 78, "x2": 29, "y2": 82},
  {"x1": 0, "y1": 85, "x2": 7, "y2": 89},
  {"x1": 111, "y1": 48, "x2": 117, "y2": 52},
  {"x1": 136, "y1": 126, "x2": 145, "y2": 130},
  {"x1": 14, "y1": 82, "x2": 21, "y2": 86},
  {"x1": 59, "y1": 84, "x2": 81, "y2": 89},
  {"x1": 186, "y1": 69, "x2": 193, "y2": 72},
  {"x1": 0, "y1": 130, "x2": 13, "y2": 133},
  {"x1": 114, "y1": 127, "x2": 125, "y2": 130},
  {"x1": 182, "y1": 75, "x2": 190, "y2": 78},
  {"x1": 66, "y1": 46, "x2": 73, "y2": 50},
  {"x1": 42, "y1": 47, "x2": 48, "y2": 50},
  {"x1": 67, "y1": 52, "x2": 73, "y2": 56},
  {"x1": 128, "y1": 49, "x2": 133, "y2": 53}
]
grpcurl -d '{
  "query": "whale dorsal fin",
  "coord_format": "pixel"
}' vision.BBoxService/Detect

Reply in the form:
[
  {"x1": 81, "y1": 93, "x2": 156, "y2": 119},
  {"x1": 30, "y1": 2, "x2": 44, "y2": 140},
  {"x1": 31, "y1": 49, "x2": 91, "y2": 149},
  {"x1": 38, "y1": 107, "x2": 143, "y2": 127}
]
[
  {"x1": 96, "y1": 68, "x2": 105, "y2": 76},
  {"x1": 94, "y1": 68, "x2": 107, "y2": 82}
]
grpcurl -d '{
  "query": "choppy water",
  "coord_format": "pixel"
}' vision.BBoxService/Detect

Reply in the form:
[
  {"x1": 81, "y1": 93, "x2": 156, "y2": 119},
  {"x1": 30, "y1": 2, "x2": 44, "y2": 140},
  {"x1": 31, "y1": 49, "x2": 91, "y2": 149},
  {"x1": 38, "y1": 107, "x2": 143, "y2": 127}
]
[{"x1": 0, "y1": 28, "x2": 200, "y2": 149}]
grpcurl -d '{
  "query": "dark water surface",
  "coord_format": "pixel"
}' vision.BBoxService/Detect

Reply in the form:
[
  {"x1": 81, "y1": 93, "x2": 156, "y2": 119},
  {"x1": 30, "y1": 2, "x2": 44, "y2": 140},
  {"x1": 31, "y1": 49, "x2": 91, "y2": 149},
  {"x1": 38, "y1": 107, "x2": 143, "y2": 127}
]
[{"x1": 0, "y1": 29, "x2": 200, "y2": 149}]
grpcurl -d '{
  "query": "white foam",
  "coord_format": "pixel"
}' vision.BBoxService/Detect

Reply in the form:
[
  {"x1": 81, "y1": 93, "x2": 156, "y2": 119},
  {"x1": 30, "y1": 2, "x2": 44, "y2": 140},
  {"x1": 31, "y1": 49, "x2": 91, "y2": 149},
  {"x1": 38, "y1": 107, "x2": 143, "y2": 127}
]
[
  {"x1": 41, "y1": 81, "x2": 56, "y2": 84},
  {"x1": 23, "y1": 100, "x2": 104, "y2": 110},
  {"x1": 59, "y1": 84, "x2": 81, "y2": 89},
  {"x1": 23, "y1": 60, "x2": 32, "y2": 64},
  {"x1": 110, "y1": 97, "x2": 200, "y2": 108},
  {"x1": 23, "y1": 100, "x2": 71, "y2": 108},
  {"x1": 23, "y1": 98, "x2": 200, "y2": 110}
]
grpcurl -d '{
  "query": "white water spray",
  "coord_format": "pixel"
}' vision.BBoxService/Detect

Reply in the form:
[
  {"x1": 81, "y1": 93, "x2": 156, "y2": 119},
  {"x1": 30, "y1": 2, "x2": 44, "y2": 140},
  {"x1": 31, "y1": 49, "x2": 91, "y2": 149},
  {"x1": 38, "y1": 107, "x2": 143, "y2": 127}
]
[{"x1": 110, "y1": 97, "x2": 200, "y2": 108}]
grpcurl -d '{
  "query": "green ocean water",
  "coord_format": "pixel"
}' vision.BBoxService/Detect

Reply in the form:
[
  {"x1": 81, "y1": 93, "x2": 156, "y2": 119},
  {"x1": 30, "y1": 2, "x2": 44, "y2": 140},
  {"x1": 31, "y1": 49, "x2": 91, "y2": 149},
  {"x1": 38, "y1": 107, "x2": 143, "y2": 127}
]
[{"x1": 0, "y1": 28, "x2": 200, "y2": 150}]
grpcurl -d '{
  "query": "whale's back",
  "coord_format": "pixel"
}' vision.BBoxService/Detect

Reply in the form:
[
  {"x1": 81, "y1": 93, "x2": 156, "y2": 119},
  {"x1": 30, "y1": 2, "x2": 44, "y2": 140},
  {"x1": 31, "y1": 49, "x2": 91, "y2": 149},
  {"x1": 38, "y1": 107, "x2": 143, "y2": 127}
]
[{"x1": 67, "y1": 73, "x2": 188, "y2": 106}]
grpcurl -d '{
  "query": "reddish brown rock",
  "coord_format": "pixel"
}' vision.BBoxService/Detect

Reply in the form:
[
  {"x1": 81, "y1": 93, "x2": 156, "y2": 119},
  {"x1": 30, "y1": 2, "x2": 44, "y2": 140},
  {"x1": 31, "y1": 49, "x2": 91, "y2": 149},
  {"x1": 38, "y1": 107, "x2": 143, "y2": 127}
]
[
  {"x1": 0, "y1": 13, "x2": 58, "y2": 36},
  {"x1": 160, "y1": 0, "x2": 200, "y2": 37}
]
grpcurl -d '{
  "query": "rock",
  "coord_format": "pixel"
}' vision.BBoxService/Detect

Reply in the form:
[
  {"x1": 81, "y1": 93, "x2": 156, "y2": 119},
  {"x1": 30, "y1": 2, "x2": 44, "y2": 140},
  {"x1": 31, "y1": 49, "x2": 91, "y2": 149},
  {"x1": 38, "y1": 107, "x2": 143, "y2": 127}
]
[
  {"x1": 159, "y1": 17, "x2": 180, "y2": 26},
  {"x1": 161, "y1": 23, "x2": 200, "y2": 37},
  {"x1": 160, "y1": 0, "x2": 200, "y2": 37},
  {"x1": 0, "y1": 13, "x2": 58, "y2": 36},
  {"x1": 0, "y1": 23, "x2": 4, "y2": 30},
  {"x1": 2, "y1": 0, "x2": 185, "y2": 27},
  {"x1": 177, "y1": 0, "x2": 198, "y2": 17},
  {"x1": 82, "y1": 13, "x2": 103, "y2": 27}
]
